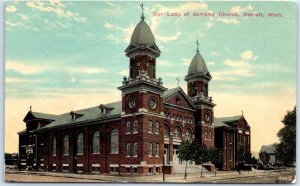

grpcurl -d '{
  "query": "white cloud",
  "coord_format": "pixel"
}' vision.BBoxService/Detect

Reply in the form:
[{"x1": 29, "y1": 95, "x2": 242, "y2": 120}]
[
  {"x1": 207, "y1": 61, "x2": 215, "y2": 66},
  {"x1": 6, "y1": 61, "x2": 44, "y2": 75},
  {"x1": 205, "y1": 22, "x2": 214, "y2": 30},
  {"x1": 224, "y1": 59, "x2": 250, "y2": 68},
  {"x1": 6, "y1": 5, "x2": 17, "y2": 13},
  {"x1": 241, "y1": 50, "x2": 253, "y2": 60},
  {"x1": 5, "y1": 78, "x2": 44, "y2": 84},
  {"x1": 210, "y1": 51, "x2": 219, "y2": 56},
  {"x1": 104, "y1": 22, "x2": 115, "y2": 29},
  {"x1": 156, "y1": 31, "x2": 182, "y2": 42},
  {"x1": 231, "y1": 4, "x2": 254, "y2": 14},
  {"x1": 158, "y1": 60, "x2": 171, "y2": 67},
  {"x1": 26, "y1": 1, "x2": 87, "y2": 23},
  {"x1": 180, "y1": 58, "x2": 190, "y2": 66},
  {"x1": 216, "y1": 17, "x2": 239, "y2": 25},
  {"x1": 67, "y1": 67, "x2": 105, "y2": 74}
]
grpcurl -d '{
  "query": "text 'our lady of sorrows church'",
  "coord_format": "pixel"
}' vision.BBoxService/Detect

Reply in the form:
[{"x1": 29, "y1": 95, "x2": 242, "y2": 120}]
[{"x1": 18, "y1": 6, "x2": 251, "y2": 175}]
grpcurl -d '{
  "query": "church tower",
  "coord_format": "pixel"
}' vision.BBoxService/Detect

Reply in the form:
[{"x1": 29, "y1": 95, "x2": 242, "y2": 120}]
[
  {"x1": 185, "y1": 41, "x2": 215, "y2": 147},
  {"x1": 118, "y1": 5, "x2": 167, "y2": 174}
]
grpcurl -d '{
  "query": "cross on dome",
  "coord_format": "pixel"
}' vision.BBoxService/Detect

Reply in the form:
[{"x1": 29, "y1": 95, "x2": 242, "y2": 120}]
[
  {"x1": 195, "y1": 40, "x2": 200, "y2": 53},
  {"x1": 140, "y1": 3, "x2": 145, "y2": 20}
]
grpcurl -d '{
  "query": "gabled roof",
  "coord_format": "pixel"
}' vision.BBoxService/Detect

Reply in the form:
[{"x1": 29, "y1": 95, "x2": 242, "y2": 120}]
[
  {"x1": 39, "y1": 101, "x2": 121, "y2": 130},
  {"x1": 213, "y1": 118, "x2": 232, "y2": 128},
  {"x1": 162, "y1": 86, "x2": 195, "y2": 110},
  {"x1": 218, "y1": 115, "x2": 243, "y2": 124},
  {"x1": 260, "y1": 144, "x2": 277, "y2": 154},
  {"x1": 23, "y1": 111, "x2": 58, "y2": 122}
]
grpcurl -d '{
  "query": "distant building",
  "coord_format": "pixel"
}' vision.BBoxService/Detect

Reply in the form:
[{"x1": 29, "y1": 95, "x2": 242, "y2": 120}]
[
  {"x1": 259, "y1": 144, "x2": 278, "y2": 164},
  {"x1": 214, "y1": 116, "x2": 251, "y2": 170},
  {"x1": 18, "y1": 6, "x2": 251, "y2": 174}
]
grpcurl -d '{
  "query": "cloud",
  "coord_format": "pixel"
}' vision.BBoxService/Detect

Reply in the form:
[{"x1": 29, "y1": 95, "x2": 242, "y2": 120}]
[
  {"x1": 207, "y1": 61, "x2": 215, "y2": 66},
  {"x1": 210, "y1": 51, "x2": 219, "y2": 56},
  {"x1": 158, "y1": 60, "x2": 171, "y2": 67},
  {"x1": 6, "y1": 5, "x2": 17, "y2": 13},
  {"x1": 205, "y1": 22, "x2": 214, "y2": 30},
  {"x1": 67, "y1": 67, "x2": 105, "y2": 74},
  {"x1": 224, "y1": 59, "x2": 250, "y2": 68},
  {"x1": 156, "y1": 32, "x2": 182, "y2": 42},
  {"x1": 26, "y1": 1, "x2": 87, "y2": 23},
  {"x1": 216, "y1": 17, "x2": 239, "y2": 25},
  {"x1": 103, "y1": 22, "x2": 135, "y2": 44},
  {"x1": 241, "y1": 50, "x2": 259, "y2": 60},
  {"x1": 231, "y1": 4, "x2": 254, "y2": 14},
  {"x1": 5, "y1": 78, "x2": 44, "y2": 84},
  {"x1": 6, "y1": 61, "x2": 44, "y2": 75},
  {"x1": 181, "y1": 58, "x2": 190, "y2": 66},
  {"x1": 104, "y1": 22, "x2": 115, "y2": 29}
]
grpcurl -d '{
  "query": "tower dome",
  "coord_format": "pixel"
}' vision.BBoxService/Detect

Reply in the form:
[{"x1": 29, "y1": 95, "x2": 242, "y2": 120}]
[
  {"x1": 187, "y1": 52, "x2": 209, "y2": 76},
  {"x1": 130, "y1": 19, "x2": 155, "y2": 46}
]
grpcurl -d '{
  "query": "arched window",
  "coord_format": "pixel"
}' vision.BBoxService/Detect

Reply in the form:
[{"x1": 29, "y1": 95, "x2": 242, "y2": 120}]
[
  {"x1": 93, "y1": 131, "x2": 100, "y2": 154},
  {"x1": 186, "y1": 130, "x2": 192, "y2": 140},
  {"x1": 174, "y1": 127, "x2": 181, "y2": 139},
  {"x1": 164, "y1": 126, "x2": 169, "y2": 138},
  {"x1": 111, "y1": 129, "x2": 119, "y2": 154},
  {"x1": 63, "y1": 135, "x2": 69, "y2": 155},
  {"x1": 126, "y1": 143, "x2": 131, "y2": 157},
  {"x1": 133, "y1": 143, "x2": 138, "y2": 157},
  {"x1": 52, "y1": 137, "x2": 56, "y2": 156},
  {"x1": 154, "y1": 122, "x2": 159, "y2": 134},
  {"x1": 77, "y1": 133, "x2": 83, "y2": 155}
]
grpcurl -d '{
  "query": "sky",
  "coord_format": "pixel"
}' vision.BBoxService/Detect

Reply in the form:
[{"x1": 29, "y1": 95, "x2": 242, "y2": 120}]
[{"x1": 5, "y1": 1, "x2": 297, "y2": 156}]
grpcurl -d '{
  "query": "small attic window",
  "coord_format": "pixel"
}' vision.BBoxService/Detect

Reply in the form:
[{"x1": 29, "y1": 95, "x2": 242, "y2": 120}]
[
  {"x1": 99, "y1": 104, "x2": 113, "y2": 114},
  {"x1": 70, "y1": 111, "x2": 83, "y2": 120}
]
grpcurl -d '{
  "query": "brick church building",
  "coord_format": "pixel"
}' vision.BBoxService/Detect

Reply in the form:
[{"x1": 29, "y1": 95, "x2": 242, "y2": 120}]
[{"x1": 18, "y1": 9, "x2": 251, "y2": 174}]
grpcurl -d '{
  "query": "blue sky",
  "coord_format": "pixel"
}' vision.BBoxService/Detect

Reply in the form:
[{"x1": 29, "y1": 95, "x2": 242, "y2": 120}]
[{"x1": 5, "y1": 1, "x2": 297, "y2": 154}]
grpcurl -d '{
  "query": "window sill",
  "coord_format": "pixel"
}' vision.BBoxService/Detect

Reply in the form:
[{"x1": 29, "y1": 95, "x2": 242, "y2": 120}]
[
  {"x1": 148, "y1": 155, "x2": 153, "y2": 157},
  {"x1": 155, "y1": 132, "x2": 159, "y2": 135},
  {"x1": 148, "y1": 132, "x2": 153, "y2": 134},
  {"x1": 77, "y1": 153, "x2": 83, "y2": 156},
  {"x1": 62, "y1": 154, "x2": 69, "y2": 156},
  {"x1": 132, "y1": 131, "x2": 138, "y2": 134},
  {"x1": 110, "y1": 152, "x2": 119, "y2": 155},
  {"x1": 155, "y1": 155, "x2": 159, "y2": 157},
  {"x1": 125, "y1": 132, "x2": 131, "y2": 135},
  {"x1": 133, "y1": 155, "x2": 138, "y2": 158},
  {"x1": 92, "y1": 153, "x2": 100, "y2": 155},
  {"x1": 53, "y1": 155, "x2": 56, "y2": 157},
  {"x1": 126, "y1": 156, "x2": 131, "y2": 158}
]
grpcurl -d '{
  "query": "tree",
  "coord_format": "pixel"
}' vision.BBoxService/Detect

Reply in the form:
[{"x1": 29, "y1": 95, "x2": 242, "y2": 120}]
[
  {"x1": 192, "y1": 141, "x2": 209, "y2": 178},
  {"x1": 207, "y1": 147, "x2": 222, "y2": 176},
  {"x1": 178, "y1": 140, "x2": 194, "y2": 179},
  {"x1": 276, "y1": 106, "x2": 296, "y2": 166},
  {"x1": 259, "y1": 151, "x2": 270, "y2": 165}
]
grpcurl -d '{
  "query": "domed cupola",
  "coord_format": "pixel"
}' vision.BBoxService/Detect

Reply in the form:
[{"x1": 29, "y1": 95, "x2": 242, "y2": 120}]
[
  {"x1": 185, "y1": 40, "x2": 212, "y2": 98},
  {"x1": 125, "y1": 5, "x2": 160, "y2": 58},
  {"x1": 130, "y1": 19, "x2": 155, "y2": 46},
  {"x1": 187, "y1": 51, "x2": 209, "y2": 76},
  {"x1": 185, "y1": 40, "x2": 211, "y2": 82}
]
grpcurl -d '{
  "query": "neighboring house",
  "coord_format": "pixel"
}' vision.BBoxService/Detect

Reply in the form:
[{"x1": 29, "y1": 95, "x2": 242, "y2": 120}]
[
  {"x1": 259, "y1": 144, "x2": 278, "y2": 164},
  {"x1": 18, "y1": 6, "x2": 251, "y2": 175}
]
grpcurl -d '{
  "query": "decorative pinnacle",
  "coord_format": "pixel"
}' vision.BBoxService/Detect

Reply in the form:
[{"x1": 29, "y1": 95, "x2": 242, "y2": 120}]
[
  {"x1": 176, "y1": 77, "x2": 180, "y2": 87},
  {"x1": 140, "y1": 3, "x2": 145, "y2": 20},
  {"x1": 195, "y1": 40, "x2": 200, "y2": 53},
  {"x1": 29, "y1": 105, "x2": 32, "y2": 112}
]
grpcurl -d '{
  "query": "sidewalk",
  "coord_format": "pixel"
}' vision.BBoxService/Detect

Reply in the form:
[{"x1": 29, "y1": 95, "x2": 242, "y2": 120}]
[{"x1": 5, "y1": 169, "x2": 293, "y2": 183}]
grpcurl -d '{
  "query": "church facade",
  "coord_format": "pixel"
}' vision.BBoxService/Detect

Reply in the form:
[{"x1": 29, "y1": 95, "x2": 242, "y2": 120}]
[{"x1": 18, "y1": 11, "x2": 251, "y2": 175}]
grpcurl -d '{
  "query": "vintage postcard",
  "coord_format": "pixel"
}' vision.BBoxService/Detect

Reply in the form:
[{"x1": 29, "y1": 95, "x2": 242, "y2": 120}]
[{"x1": 5, "y1": 1, "x2": 296, "y2": 183}]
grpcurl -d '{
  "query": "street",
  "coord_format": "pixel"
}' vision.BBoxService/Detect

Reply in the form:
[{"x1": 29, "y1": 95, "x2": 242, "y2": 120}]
[{"x1": 5, "y1": 169, "x2": 295, "y2": 183}]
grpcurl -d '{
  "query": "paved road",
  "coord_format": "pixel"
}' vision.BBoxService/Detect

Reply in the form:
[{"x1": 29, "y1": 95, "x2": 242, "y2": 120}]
[
  {"x1": 207, "y1": 172, "x2": 295, "y2": 184},
  {"x1": 5, "y1": 169, "x2": 295, "y2": 183}
]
